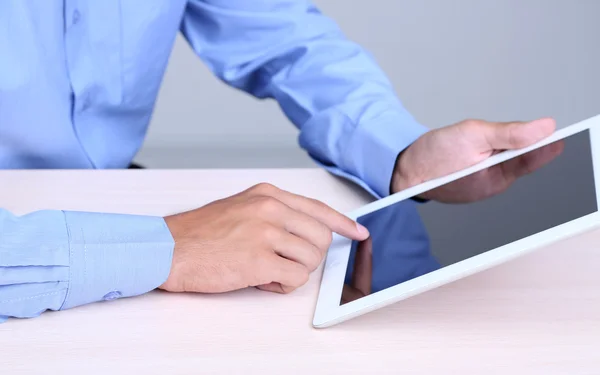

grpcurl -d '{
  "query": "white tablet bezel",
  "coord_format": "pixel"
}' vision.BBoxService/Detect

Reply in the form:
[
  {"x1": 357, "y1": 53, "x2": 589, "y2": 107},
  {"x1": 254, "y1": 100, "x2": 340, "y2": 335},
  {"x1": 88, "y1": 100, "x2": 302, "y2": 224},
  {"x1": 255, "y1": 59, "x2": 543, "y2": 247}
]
[{"x1": 313, "y1": 114, "x2": 600, "y2": 328}]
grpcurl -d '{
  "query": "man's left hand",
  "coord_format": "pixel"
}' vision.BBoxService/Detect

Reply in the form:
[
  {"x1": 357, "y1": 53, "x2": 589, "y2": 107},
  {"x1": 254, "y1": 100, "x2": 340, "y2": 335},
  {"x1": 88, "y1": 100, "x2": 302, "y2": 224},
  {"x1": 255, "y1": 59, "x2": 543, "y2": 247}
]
[{"x1": 391, "y1": 118, "x2": 557, "y2": 198}]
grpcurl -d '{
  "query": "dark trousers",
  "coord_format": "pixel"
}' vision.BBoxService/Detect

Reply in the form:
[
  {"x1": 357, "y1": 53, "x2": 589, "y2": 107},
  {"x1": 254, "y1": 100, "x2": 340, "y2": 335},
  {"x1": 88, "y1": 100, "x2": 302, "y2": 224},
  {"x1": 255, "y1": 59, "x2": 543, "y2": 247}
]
[{"x1": 128, "y1": 163, "x2": 144, "y2": 169}]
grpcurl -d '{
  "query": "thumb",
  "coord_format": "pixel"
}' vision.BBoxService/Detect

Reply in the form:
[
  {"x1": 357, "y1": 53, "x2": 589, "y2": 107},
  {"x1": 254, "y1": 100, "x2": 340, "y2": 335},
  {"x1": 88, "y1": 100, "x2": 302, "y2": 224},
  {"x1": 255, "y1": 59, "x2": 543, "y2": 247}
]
[{"x1": 479, "y1": 117, "x2": 556, "y2": 151}]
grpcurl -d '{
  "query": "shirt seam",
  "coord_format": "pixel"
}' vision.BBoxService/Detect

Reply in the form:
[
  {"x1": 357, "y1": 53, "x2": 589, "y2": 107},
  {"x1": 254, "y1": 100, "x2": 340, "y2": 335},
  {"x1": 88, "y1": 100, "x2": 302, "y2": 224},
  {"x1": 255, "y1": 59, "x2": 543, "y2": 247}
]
[
  {"x1": 82, "y1": 228, "x2": 87, "y2": 289},
  {"x1": 59, "y1": 211, "x2": 73, "y2": 310},
  {"x1": 1, "y1": 291, "x2": 65, "y2": 304}
]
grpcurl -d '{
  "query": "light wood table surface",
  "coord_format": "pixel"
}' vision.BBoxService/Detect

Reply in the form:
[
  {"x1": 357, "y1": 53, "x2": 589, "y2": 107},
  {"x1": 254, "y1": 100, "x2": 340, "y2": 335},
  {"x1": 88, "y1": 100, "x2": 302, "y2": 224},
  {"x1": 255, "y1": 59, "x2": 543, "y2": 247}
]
[{"x1": 1, "y1": 169, "x2": 599, "y2": 374}]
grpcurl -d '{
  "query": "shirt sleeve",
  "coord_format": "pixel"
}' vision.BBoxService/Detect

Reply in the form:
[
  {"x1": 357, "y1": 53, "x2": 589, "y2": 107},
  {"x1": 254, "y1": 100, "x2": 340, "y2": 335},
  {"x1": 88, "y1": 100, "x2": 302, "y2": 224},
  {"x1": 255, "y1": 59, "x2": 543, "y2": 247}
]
[
  {"x1": 181, "y1": 0, "x2": 429, "y2": 198},
  {"x1": 0, "y1": 209, "x2": 174, "y2": 323}
]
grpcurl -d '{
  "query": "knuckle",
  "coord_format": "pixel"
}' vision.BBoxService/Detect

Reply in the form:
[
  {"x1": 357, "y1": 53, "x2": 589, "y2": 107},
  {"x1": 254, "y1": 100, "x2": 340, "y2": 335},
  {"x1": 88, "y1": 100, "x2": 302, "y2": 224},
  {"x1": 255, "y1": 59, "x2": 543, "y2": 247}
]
[
  {"x1": 280, "y1": 285, "x2": 297, "y2": 294},
  {"x1": 318, "y1": 230, "x2": 334, "y2": 250},
  {"x1": 249, "y1": 182, "x2": 278, "y2": 196},
  {"x1": 256, "y1": 222, "x2": 280, "y2": 243},
  {"x1": 309, "y1": 198, "x2": 334, "y2": 215},
  {"x1": 460, "y1": 119, "x2": 480, "y2": 130},
  {"x1": 507, "y1": 125, "x2": 521, "y2": 147},
  {"x1": 307, "y1": 251, "x2": 323, "y2": 271},
  {"x1": 288, "y1": 269, "x2": 310, "y2": 290},
  {"x1": 298, "y1": 270, "x2": 310, "y2": 286},
  {"x1": 309, "y1": 197, "x2": 328, "y2": 209},
  {"x1": 253, "y1": 196, "x2": 283, "y2": 215}
]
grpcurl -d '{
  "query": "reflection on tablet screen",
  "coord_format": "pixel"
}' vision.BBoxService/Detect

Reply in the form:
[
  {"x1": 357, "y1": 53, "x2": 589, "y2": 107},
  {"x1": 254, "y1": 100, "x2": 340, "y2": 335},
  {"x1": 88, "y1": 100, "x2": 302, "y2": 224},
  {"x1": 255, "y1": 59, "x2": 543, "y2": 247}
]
[{"x1": 341, "y1": 130, "x2": 597, "y2": 305}]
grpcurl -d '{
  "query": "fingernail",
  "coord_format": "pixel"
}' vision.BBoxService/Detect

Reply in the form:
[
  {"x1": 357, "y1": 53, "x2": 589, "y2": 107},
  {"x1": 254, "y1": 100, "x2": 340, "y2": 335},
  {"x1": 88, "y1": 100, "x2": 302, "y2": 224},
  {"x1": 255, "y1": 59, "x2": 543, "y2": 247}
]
[{"x1": 356, "y1": 222, "x2": 369, "y2": 237}]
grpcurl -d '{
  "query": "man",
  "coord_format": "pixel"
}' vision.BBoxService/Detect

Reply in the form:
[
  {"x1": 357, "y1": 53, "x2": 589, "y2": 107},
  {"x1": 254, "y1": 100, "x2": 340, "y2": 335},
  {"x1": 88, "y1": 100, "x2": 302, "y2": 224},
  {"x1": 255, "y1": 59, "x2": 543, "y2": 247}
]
[{"x1": 0, "y1": 1, "x2": 554, "y2": 322}]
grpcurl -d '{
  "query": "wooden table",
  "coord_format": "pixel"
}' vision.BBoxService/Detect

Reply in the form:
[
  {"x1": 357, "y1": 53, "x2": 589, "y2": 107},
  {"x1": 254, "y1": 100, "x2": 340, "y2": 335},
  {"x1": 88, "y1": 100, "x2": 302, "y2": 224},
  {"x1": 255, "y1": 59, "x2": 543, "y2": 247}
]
[{"x1": 1, "y1": 170, "x2": 599, "y2": 374}]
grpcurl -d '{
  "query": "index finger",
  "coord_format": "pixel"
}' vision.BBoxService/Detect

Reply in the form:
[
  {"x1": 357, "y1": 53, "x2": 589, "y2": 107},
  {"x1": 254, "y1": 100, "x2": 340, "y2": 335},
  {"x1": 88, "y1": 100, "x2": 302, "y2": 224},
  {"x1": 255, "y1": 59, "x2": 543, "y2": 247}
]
[{"x1": 257, "y1": 185, "x2": 369, "y2": 241}]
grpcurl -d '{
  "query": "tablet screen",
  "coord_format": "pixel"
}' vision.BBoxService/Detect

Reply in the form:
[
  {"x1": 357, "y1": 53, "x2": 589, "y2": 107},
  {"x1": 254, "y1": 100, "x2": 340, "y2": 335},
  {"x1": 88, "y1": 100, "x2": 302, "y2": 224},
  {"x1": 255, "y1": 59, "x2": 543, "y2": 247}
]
[{"x1": 341, "y1": 130, "x2": 597, "y2": 305}]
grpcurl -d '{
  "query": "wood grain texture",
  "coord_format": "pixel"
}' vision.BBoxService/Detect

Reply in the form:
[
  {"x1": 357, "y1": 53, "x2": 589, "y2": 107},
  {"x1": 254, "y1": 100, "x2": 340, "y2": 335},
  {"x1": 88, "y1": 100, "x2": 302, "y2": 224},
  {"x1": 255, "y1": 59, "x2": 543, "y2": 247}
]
[{"x1": 1, "y1": 170, "x2": 599, "y2": 374}]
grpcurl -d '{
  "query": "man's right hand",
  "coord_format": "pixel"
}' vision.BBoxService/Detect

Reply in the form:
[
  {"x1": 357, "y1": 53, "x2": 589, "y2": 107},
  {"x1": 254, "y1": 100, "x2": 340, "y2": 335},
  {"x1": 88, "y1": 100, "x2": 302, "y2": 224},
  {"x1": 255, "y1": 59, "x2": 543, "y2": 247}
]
[{"x1": 159, "y1": 183, "x2": 370, "y2": 295}]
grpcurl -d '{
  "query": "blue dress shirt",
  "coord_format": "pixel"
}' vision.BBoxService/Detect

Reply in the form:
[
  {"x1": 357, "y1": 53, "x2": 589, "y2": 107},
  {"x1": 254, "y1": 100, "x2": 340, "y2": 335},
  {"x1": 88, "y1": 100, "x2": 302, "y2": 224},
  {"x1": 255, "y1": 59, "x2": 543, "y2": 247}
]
[{"x1": 0, "y1": 0, "x2": 427, "y2": 322}]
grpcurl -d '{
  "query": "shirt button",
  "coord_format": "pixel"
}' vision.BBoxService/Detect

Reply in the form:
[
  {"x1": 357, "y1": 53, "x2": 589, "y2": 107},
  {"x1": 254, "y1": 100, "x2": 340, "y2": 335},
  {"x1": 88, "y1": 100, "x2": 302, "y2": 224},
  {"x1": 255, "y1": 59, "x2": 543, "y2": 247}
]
[
  {"x1": 103, "y1": 291, "x2": 122, "y2": 301},
  {"x1": 72, "y1": 10, "x2": 81, "y2": 25}
]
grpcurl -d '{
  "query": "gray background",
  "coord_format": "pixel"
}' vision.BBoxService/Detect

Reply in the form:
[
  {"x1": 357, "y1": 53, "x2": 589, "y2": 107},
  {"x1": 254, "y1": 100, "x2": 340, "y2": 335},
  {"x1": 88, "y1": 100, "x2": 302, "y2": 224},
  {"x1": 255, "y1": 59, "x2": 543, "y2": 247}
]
[{"x1": 135, "y1": 0, "x2": 600, "y2": 169}]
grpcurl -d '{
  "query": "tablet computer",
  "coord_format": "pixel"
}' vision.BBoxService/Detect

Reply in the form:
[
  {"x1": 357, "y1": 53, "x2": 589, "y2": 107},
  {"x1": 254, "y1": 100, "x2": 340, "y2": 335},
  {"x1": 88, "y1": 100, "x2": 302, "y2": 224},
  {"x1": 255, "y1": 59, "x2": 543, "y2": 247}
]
[{"x1": 313, "y1": 114, "x2": 600, "y2": 328}]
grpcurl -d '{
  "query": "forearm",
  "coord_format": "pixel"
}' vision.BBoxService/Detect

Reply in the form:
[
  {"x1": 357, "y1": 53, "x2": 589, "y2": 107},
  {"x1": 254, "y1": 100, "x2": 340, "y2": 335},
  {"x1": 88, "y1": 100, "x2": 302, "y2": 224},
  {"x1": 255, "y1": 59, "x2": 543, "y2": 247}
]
[
  {"x1": 0, "y1": 209, "x2": 174, "y2": 322},
  {"x1": 267, "y1": 27, "x2": 428, "y2": 198},
  {"x1": 183, "y1": 0, "x2": 428, "y2": 198}
]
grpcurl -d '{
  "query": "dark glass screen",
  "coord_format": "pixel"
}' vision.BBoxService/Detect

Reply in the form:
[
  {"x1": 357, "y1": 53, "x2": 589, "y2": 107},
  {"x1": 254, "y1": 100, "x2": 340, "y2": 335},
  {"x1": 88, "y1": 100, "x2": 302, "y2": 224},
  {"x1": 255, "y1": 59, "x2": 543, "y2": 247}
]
[{"x1": 341, "y1": 131, "x2": 597, "y2": 305}]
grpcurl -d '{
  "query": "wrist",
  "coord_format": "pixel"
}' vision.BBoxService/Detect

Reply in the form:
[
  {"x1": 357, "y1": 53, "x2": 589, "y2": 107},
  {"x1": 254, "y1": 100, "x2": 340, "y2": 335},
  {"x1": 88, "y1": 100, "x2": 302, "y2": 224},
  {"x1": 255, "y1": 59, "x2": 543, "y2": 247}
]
[
  {"x1": 159, "y1": 215, "x2": 182, "y2": 292},
  {"x1": 390, "y1": 147, "x2": 422, "y2": 194}
]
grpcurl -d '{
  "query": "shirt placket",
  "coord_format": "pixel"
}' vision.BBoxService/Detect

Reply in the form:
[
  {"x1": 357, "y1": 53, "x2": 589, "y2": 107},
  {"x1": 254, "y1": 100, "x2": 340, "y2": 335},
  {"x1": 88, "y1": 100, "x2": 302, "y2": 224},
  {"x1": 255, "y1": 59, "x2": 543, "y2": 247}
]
[{"x1": 63, "y1": 0, "x2": 123, "y2": 164}]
